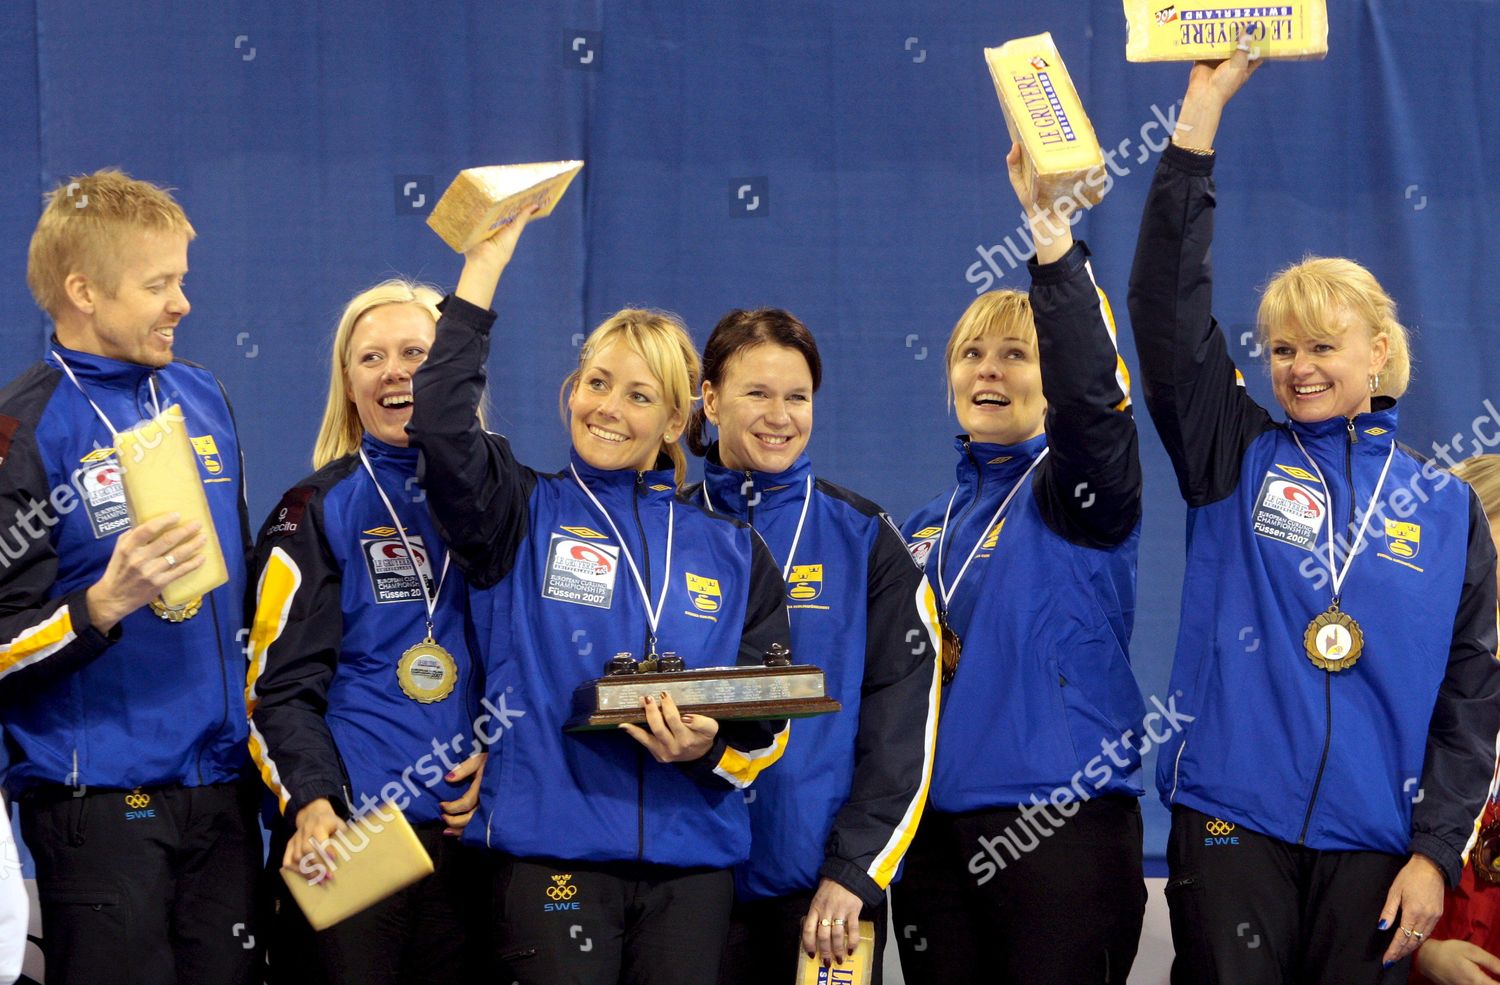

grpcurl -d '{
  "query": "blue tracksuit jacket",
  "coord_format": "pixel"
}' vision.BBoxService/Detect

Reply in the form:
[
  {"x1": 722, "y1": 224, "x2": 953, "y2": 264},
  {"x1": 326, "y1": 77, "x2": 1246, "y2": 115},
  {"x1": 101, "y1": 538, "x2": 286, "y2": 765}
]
[
  {"x1": 686, "y1": 451, "x2": 942, "y2": 906},
  {"x1": 409, "y1": 296, "x2": 792, "y2": 870},
  {"x1": 0, "y1": 343, "x2": 250, "y2": 791},
  {"x1": 1128, "y1": 143, "x2": 1500, "y2": 886}
]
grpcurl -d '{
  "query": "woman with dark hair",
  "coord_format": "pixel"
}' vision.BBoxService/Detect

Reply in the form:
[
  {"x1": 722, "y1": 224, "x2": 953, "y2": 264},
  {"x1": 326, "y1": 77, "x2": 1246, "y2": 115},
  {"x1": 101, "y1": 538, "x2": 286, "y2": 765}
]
[
  {"x1": 1128, "y1": 42, "x2": 1500, "y2": 982},
  {"x1": 892, "y1": 144, "x2": 1147, "y2": 984},
  {"x1": 683, "y1": 309, "x2": 942, "y2": 982}
]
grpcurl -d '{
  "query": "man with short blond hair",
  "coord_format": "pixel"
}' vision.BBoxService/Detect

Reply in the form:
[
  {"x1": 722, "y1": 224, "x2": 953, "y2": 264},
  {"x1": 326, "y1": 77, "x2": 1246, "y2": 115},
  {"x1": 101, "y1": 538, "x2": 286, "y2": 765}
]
[{"x1": 0, "y1": 169, "x2": 258, "y2": 984}]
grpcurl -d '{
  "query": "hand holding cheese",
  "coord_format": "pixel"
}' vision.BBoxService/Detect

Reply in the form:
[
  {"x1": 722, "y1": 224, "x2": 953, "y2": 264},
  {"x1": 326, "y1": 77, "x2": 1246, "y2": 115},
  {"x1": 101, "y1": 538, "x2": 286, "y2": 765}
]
[
  {"x1": 453, "y1": 205, "x2": 537, "y2": 312},
  {"x1": 1006, "y1": 142, "x2": 1074, "y2": 265},
  {"x1": 84, "y1": 514, "x2": 207, "y2": 632},
  {"x1": 1173, "y1": 30, "x2": 1266, "y2": 153}
]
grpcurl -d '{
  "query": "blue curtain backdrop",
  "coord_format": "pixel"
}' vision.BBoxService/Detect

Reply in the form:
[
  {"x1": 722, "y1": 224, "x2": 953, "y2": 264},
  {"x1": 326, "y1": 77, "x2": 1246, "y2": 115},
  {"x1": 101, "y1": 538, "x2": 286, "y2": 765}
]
[{"x1": 2, "y1": 1, "x2": 1497, "y2": 865}]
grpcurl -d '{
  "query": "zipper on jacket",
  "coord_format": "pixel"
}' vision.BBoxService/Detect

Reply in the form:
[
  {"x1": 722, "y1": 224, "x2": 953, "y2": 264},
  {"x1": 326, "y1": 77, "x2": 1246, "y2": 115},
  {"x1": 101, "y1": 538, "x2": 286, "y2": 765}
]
[
  {"x1": 743, "y1": 470, "x2": 756, "y2": 525},
  {"x1": 632, "y1": 473, "x2": 651, "y2": 861},
  {"x1": 632, "y1": 472, "x2": 653, "y2": 659},
  {"x1": 206, "y1": 595, "x2": 232, "y2": 785},
  {"x1": 1297, "y1": 422, "x2": 1357, "y2": 843},
  {"x1": 947, "y1": 441, "x2": 987, "y2": 586}
]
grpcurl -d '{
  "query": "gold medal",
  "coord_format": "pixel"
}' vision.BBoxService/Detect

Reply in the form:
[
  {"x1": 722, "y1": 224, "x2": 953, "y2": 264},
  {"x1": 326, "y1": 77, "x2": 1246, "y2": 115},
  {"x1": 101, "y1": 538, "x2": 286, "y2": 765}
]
[
  {"x1": 1304, "y1": 606, "x2": 1364, "y2": 672},
  {"x1": 397, "y1": 636, "x2": 457, "y2": 703},
  {"x1": 939, "y1": 615, "x2": 962, "y2": 685},
  {"x1": 149, "y1": 595, "x2": 202, "y2": 622}
]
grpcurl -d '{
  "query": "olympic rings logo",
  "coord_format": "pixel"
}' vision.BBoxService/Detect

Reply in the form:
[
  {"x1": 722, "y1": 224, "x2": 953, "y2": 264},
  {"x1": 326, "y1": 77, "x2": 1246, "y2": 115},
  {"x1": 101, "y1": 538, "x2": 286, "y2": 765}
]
[
  {"x1": 1204, "y1": 819, "x2": 1236, "y2": 837},
  {"x1": 547, "y1": 874, "x2": 579, "y2": 901},
  {"x1": 125, "y1": 791, "x2": 151, "y2": 810}
]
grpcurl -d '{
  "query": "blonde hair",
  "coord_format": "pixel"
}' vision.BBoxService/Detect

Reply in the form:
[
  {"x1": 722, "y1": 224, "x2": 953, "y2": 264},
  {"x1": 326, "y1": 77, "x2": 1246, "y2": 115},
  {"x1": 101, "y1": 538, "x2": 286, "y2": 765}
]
[
  {"x1": 1452, "y1": 455, "x2": 1500, "y2": 525},
  {"x1": 1258, "y1": 257, "x2": 1412, "y2": 398},
  {"x1": 943, "y1": 289, "x2": 1035, "y2": 410},
  {"x1": 27, "y1": 169, "x2": 196, "y2": 319},
  {"x1": 313, "y1": 279, "x2": 459, "y2": 469},
  {"x1": 561, "y1": 309, "x2": 700, "y2": 486}
]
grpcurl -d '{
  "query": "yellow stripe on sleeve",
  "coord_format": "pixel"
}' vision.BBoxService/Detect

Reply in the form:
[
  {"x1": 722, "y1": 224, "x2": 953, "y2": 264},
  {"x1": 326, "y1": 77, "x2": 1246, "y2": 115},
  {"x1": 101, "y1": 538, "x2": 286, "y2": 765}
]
[
  {"x1": 869, "y1": 577, "x2": 943, "y2": 888},
  {"x1": 245, "y1": 546, "x2": 302, "y2": 812},
  {"x1": 0, "y1": 606, "x2": 76, "y2": 679},
  {"x1": 714, "y1": 722, "x2": 791, "y2": 790}
]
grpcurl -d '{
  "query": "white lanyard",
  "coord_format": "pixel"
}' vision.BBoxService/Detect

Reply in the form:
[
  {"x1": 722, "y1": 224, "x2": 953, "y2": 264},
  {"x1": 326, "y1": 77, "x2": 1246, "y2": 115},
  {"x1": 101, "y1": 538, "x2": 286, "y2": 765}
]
[
  {"x1": 1289, "y1": 430, "x2": 1397, "y2": 602},
  {"x1": 935, "y1": 448, "x2": 1048, "y2": 612},
  {"x1": 51, "y1": 350, "x2": 162, "y2": 439},
  {"x1": 703, "y1": 473, "x2": 813, "y2": 582},
  {"x1": 359, "y1": 448, "x2": 450, "y2": 634},
  {"x1": 569, "y1": 465, "x2": 674, "y2": 649}
]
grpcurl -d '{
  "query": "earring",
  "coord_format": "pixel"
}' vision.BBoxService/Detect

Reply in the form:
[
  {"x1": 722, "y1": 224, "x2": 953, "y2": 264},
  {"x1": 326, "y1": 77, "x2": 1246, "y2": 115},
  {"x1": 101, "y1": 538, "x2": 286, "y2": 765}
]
[{"x1": 1368, "y1": 374, "x2": 1380, "y2": 394}]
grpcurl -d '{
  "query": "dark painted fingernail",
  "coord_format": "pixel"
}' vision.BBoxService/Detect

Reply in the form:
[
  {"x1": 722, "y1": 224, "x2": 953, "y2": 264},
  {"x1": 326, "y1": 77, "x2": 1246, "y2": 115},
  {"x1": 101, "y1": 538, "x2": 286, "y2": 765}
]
[
  {"x1": 1378, "y1": 919, "x2": 1389, "y2": 930},
  {"x1": 1382, "y1": 961, "x2": 1394, "y2": 969}
]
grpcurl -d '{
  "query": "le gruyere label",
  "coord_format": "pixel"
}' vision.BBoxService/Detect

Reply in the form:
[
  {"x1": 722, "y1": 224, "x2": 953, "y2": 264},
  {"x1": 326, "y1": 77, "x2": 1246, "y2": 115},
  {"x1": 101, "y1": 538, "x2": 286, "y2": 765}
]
[
  {"x1": 1125, "y1": 2, "x2": 1329, "y2": 62},
  {"x1": 984, "y1": 32, "x2": 1106, "y2": 207}
]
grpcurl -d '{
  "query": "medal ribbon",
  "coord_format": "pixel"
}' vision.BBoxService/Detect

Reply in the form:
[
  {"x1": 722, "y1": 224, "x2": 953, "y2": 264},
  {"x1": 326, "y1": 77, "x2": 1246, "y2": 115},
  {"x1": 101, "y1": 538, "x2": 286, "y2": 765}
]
[
  {"x1": 569, "y1": 465, "x2": 674, "y2": 653},
  {"x1": 51, "y1": 350, "x2": 163, "y2": 440},
  {"x1": 935, "y1": 448, "x2": 1048, "y2": 614},
  {"x1": 1289, "y1": 431, "x2": 1396, "y2": 603},
  {"x1": 703, "y1": 474, "x2": 813, "y2": 582},
  {"x1": 359, "y1": 448, "x2": 450, "y2": 636}
]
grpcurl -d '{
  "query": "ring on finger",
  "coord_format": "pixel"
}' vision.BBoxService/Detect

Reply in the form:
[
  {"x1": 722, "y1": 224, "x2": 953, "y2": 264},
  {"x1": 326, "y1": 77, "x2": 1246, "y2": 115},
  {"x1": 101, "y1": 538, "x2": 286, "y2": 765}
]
[
  {"x1": 832, "y1": 918, "x2": 846, "y2": 926},
  {"x1": 164, "y1": 553, "x2": 177, "y2": 568},
  {"x1": 1401, "y1": 927, "x2": 1414, "y2": 938},
  {"x1": 1412, "y1": 930, "x2": 1425, "y2": 941},
  {"x1": 819, "y1": 918, "x2": 831, "y2": 928}
]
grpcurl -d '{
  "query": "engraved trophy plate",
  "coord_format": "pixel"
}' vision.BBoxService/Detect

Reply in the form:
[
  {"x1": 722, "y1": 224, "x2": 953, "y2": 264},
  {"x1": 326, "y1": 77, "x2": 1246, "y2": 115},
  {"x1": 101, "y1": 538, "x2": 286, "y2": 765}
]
[{"x1": 564, "y1": 646, "x2": 841, "y2": 732}]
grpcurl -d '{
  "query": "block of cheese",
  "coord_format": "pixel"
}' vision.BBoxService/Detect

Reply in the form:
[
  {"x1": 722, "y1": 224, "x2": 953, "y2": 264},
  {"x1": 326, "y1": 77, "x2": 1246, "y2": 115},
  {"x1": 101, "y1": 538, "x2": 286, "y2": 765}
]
[
  {"x1": 795, "y1": 920, "x2": 876, "y2": 984},
  {"x1": 114, "y1": 405, "x2": 228, "y2": 608},
  {"x1": 984, "y1": 33, "x2": 1107, "y2": 209},
  {"x1": 1125, "y1": 2, "x2": 1328, "y2": 62},
  {"x1": 281, "y1": 803, "x2": 434, "y2": 930},
  {"x1": 426, "y1": 160, "x2": 584, "y2": 252}
]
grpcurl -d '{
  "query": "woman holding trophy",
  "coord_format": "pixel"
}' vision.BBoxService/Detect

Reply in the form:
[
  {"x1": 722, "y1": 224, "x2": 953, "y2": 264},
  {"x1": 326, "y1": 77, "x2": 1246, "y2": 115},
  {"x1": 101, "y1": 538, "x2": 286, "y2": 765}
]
[
  {"x1": 407, "y1": 209, "x2": 793, "y2": 985},
  {"x1": 1128, "y1": 40, "x2": 1500, "y2": 982}
]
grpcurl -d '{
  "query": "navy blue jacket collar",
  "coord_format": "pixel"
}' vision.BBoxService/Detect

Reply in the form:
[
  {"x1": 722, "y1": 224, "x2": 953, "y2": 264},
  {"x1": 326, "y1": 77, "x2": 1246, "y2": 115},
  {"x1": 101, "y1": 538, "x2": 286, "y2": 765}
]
[
  {"x1": 953, "y1": 432, "x2": 1049, "y2": 488},
  {"x1": 50, "y1": 337, "x2": 157, "y2": 392},
  {"x1": 567, "y1": 447, "x2": 677, "y2": 502},
  {"x1": 700, "y1": 442, "x2": 812, "y2": 519},
  {"x1": 1284, "y1": 398, "x2": 1399, "y2": 461},
  {"x1": 361, "y1": 431, "x2": 420, "y2": 467}
]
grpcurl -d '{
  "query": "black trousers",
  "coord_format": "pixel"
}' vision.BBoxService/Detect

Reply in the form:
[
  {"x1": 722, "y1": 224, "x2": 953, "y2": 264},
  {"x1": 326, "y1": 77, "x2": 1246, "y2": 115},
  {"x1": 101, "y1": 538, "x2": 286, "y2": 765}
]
[
  {"x1": 1166, "y1": 805, "x2": 1413, "y2": 984},
  {"x1": 718, "y1": 885, "x2": 889, "y2": 985},
  {"x1": 892, "y1": 795, "x2": 1147, "y2": 985},
  {"x1": 19, "y1": 778, "x2": 261, "y2": 985},
  {"x1": 491, "y1": 854, "x2": 733, "y2": 985},
  {"x1": 265, "y1": 819, "x2": 485, "y2": 985}
]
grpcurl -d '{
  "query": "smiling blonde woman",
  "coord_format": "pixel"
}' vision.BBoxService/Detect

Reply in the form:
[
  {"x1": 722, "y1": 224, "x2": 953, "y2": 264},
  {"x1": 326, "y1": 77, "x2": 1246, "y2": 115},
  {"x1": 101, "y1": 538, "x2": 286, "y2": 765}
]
[{"x1": 1127, "y1": 45, "x2": 1500, "y2": 984}]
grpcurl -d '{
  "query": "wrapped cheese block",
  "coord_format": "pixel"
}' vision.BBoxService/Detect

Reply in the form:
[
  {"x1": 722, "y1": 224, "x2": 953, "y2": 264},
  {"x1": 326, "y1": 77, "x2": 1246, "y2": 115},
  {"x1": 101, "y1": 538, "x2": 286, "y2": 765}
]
[
  {"x1": 281, "y1": 803, "x2": 434, "y2": 930},
  {"x1": 984, "y1": 33, "x2": 1107, "y2": 209},
  {"x1": 795, "y1": 920, "x2": 877, "y2": 984},
  {"x1": 426, "y1": 160, "x2": 584, "y2": 253},
  {"x1": 1125, "y1": 2, "x2": 1328, "y2": 62},
  {"x1": 114, "y1": 405, "x2": 229, "y2": 608}
]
